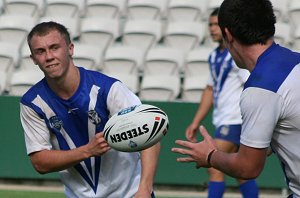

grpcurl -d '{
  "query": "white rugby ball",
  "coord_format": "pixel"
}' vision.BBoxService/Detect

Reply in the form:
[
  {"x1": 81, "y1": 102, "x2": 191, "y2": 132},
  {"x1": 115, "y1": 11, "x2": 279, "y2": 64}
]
[{"x1": 103, "y1": 104, "x2": 169, "y2": 152}]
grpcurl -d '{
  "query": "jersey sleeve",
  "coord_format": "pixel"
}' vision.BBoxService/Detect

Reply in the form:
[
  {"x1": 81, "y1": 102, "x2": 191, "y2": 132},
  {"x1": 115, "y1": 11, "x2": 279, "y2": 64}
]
[
  {"x1": 240, "y1": 87, "x2": 283, "y2": 148},
  {"x1": 106, "y1": 81, "x2": 142, "y2": 116},
  {"x1": 20, "y1": 104, "x2": 53, "y2": 155}
]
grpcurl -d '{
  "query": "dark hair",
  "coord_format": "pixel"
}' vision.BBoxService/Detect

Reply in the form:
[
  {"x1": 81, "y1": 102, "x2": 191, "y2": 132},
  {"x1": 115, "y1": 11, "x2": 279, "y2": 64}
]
[
  {"x1": 27, "y1": 21, "x2": 71, "y2": 48},
  {"x1": 218, "y1": 0, "x2": 276, "y2": 45},
  {"x1": 210, "y1": 8, "x2": 219, "y2": 17}
]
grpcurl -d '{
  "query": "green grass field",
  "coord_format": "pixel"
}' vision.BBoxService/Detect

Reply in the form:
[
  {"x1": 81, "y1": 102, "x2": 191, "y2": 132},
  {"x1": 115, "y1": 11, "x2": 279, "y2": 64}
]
[{"x1": 0, "y1": 189, "x2": 187, "y2": 198}]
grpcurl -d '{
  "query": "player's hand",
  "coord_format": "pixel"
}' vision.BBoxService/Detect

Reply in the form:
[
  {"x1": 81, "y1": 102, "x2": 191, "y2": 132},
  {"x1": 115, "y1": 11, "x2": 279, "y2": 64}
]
[
  {"x1": 172, "y1": 125, "x2": 217, "y2": 168},
  {"x1": 185, "y1": 122, "x2": 199, "y2": 142},
  {"x1": 85, "y1": 132, "x2": 111, "y2": 157},
  {"x1": 134, "y1": 188, "x2": 153, "y2": 198}
]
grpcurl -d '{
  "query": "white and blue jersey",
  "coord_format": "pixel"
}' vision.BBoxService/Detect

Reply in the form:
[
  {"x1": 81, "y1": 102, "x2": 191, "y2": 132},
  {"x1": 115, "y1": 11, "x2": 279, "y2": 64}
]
[
  {"x1": 208, "y1": 47, "x2": 249, "y2": 128},
  {"x1": 240, "y1": 43, "x2": 300, "y2": 197},
  {"x1": 20, "y1": 67, "x2": 142, "y2": 198}
]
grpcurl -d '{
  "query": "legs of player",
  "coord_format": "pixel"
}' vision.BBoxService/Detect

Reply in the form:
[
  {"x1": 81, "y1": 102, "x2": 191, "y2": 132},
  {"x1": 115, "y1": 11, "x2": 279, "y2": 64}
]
[{"x1": 207, "y1": 138, "x2": 259, "y2": 198}]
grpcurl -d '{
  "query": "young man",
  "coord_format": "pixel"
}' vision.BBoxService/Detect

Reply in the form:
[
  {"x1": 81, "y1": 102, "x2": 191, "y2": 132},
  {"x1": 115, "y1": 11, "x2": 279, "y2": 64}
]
[
  {"x1": 185, "y1": 8, "x2": 258, "y2": 198},
  {"x1": 172, "y1": 0, "x2": 300, "y2": 197},
  {"x1": 20, "y1": 21, "x2": 160, "y2": 198}
]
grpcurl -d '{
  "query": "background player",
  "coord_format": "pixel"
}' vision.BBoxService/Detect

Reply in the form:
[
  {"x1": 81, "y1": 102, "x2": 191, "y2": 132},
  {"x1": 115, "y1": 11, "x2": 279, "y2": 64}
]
[
  {"x1": 173, "y1": 0, "x2": 300, "y2": 197},
  {"x1": 20, "y1": 21, "x2": 160, "y2": 198},
  {"x1": 185, "y1": 8, "x2": 258, "y2": 198}
]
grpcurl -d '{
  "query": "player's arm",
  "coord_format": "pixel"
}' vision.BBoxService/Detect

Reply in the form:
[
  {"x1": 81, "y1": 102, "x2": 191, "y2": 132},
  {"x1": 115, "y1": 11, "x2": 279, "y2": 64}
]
[
  {"x1": 136, "y1": 143, "x2": 161, "y2": 197},
  {"x1": 20, "y1": 105, "x2": 110, "y2": 174},
  {"x1": 29, "y1": 132, "x2": 110, "y2": 174},
  {"x1": 185, "y1": 85, "x2": 213, "y2": 142}
]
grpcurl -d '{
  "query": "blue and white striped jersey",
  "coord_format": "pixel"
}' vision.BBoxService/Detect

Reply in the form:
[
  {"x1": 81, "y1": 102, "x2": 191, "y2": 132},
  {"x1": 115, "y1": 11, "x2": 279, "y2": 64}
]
[
  {"x1": 240, "y1": 43, "x2": 300, "y2": 197},
  {"x1": 20, "y1": 67, "x2": 142, "y2": 198},
  {"x1": 208, "y1": 47, "x2": 249, "y2": 127}
]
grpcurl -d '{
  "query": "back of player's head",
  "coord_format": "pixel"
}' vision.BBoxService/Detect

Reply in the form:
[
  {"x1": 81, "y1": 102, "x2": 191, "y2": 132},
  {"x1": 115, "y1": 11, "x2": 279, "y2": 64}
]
[
  {"x1": 27, "y1": 21, "x2": 71, "y2": 48},
  {"x1": 218, "y1": 0, "x2": 276, "y2": 45}
]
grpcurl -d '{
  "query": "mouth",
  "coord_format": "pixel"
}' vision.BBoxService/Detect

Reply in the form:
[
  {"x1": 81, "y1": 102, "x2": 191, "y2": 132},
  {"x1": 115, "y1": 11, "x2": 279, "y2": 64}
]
[{"x1": 46, "y1": 63, "x2": 59, "y2": 68}]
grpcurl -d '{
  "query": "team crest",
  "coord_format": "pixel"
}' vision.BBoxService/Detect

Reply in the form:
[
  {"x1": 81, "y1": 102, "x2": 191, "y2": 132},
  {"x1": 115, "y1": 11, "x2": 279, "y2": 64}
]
[
  {"x1": 49, "y1": 116, "x2": 63, "y2": 130},
  {"x1": 88, "y1": 110, "x2": 101, "y2": 125}
]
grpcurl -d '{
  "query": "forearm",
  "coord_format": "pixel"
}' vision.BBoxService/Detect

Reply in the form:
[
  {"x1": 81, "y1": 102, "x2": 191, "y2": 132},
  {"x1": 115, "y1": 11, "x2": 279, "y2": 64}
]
[
  {"x1": 139, "y1": 143, "x2": 161, "y2": 191},
  {"x1": 30, "y1": 146, "x2": 91, "y2": 174},
  {"x1": 210, "y1": 146, "x2": 267, "y2": 179},
  {"x1": 192, "y1": 86, "x2": 213, "y2": 125}
]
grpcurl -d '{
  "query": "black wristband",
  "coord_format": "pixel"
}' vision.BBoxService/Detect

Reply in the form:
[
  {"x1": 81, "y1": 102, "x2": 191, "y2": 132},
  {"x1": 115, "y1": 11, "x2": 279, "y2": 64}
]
[{"x1": 207, "y1": 149, "x2": 216, "y2": 166}]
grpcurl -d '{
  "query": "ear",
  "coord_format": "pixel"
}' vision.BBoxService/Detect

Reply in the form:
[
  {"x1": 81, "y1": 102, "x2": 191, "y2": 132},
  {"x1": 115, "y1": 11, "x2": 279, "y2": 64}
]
[
  {"x1": 224, "y1": 28, "x2": 233, "y2": 43},
  {"x1": 68, "y1": 43, "x2": 74, "y2": 57}
]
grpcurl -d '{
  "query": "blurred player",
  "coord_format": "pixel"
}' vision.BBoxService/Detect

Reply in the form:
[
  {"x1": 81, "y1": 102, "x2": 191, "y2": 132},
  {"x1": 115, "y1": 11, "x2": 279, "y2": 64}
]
[
  {"x1": 173, "y1": 0, "x2": 300, "y2": 197},
  {"x1": 20, "y1": 21, "x2": 160, "y2": 198},
  {"x1": 185, "y1": 8, "x2": 258, "y2": 198}
]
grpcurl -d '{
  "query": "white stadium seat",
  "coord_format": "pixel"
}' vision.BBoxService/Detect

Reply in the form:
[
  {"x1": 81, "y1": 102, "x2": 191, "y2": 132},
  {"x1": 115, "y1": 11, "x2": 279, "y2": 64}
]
[
  {"x1": 85, "y1": 0, "x2": 127, "y2": 18},
  {"x1": 167, "y1": 0, "x2": 207, "y2": 22},
  {"x1": 144, "y1": 46, "x2": 185, "y2": 76},
  {"x1": 4, "y1": 0, "x2": 45, "y2": 18},
  {"x1": 182, "y1": 76, "x2": 207, "y2": 103},
  {"x1": 139, "y1": 75, "x2": 181, "y2": 102},
  {"x1": 80, "y1": 17, "x2": 120, "y2": 51},
  {"x1": 127, "y1": 0, "x2": 168, "y2": 20},
  {"x1": 8, "y1": 69, "x2": 44, "y2": 96},
  {"x1": 44, "y1": 0, "x2": 86, "y2": 18},
  {"x1": 122, "y1": 19, "x2": 162, "y2": 52},
  {"x1": 105, "y1": 72, "x2": 140, "y2": 94},
  {"x1": 103, "y1": 46, "x2": 145, "y2": 75},
  {"x1": 164, "y1": 21, "x2": 206, "y2": 53},
  {"x1": 184, "y1": 47, "x2": 212, "y2": 77}
]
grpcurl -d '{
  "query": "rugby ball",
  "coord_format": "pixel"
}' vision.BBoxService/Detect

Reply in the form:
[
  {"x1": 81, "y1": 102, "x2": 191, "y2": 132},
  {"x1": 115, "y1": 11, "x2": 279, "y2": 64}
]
[{"x1": 103, "y1": 104, "x2": 169, "y2": 152}]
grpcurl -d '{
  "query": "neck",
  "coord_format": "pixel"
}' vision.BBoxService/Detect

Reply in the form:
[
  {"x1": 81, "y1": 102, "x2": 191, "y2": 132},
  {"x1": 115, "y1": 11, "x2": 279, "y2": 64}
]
[
  {"x1": 48, "y1": 66, "x2": 80, "y2": 100},
  {"x1": 238, "y1": 39, "x2": 274, "y2": 72}
]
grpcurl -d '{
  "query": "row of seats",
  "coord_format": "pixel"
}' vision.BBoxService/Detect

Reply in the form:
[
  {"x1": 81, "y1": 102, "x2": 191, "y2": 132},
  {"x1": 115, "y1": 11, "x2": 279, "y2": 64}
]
[{"x1": 2, "y1": 68, "x2": 207, "y2": 103}]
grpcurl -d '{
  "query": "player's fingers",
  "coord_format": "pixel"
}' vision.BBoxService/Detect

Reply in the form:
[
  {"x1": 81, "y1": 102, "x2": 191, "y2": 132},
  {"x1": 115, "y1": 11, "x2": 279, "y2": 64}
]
[
  {"x1": 176, "y1": 157, "x2": 194, "y2": 163},
  {"x1": 171, "y1": 147, "x2": 192, "y2": 156},
  {"x1": 174, "y1": 140, "x2": 194, "y2": 149},
  {"x1": 199, "y1": 125, "x2": 211, "y2": 139}
]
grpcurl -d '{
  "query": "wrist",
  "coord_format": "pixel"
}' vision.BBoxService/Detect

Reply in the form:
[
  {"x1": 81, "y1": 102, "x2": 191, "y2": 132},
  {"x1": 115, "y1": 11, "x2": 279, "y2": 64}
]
[{"x1": 207, "y1": 149, "x2": 217, "y2": 167}]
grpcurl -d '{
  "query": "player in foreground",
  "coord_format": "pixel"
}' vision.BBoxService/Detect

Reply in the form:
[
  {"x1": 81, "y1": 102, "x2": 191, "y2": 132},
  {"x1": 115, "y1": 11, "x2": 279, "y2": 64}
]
[
  {"x1": 172, "y1": 0, "x2": 300, "y2": 197},
  {"x1": 20, "y1": 21, "x2": 160, "y2": 198},
  {"x1": 185, "y1": 8, "x2": 258, "y2": 198}
]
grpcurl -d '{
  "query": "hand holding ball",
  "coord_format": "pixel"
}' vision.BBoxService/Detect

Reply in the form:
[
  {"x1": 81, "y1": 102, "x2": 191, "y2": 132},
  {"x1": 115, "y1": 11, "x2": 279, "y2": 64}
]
[{"x1": 103, "y1": 104, "x2": 169, "y2": 152}]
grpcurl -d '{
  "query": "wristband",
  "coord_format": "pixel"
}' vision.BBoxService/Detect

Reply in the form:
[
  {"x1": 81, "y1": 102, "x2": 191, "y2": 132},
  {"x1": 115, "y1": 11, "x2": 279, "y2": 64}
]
[{"x1": 207, "y1": 149, "x2": 217, "y2": 166}]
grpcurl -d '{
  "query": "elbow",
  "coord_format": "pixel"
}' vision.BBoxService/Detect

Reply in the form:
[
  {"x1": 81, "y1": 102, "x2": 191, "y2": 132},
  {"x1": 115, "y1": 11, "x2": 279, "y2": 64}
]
[
  {"x1": 236, "y1": 163, "x2": 264, "y2": 180},
  {"x1": 32, "y1": 163, "x2": 51, "y2": 174}
]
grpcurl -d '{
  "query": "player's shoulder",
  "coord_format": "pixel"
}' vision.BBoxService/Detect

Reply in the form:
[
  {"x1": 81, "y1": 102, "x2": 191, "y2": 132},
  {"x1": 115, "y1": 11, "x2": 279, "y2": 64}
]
[{"x1": 20, "y1": 79, "x2": 46, "y2": 106}]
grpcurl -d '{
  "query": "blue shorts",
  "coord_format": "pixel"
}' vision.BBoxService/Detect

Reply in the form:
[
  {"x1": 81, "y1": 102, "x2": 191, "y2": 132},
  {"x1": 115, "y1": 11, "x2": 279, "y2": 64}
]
[{"x1": 214, "y1": 124, "x2": 241, "y2": 145}]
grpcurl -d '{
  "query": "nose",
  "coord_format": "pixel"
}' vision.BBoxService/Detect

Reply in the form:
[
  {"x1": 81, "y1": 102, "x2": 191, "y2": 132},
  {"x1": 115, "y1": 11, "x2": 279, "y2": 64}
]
[{"x1": 45, "y1": 49, "x2": 54, "y2": 61}]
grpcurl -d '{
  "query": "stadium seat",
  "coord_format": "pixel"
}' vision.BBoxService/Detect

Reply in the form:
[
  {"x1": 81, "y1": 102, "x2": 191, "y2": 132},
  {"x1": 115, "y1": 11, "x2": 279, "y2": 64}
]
[
  {"x1": 80, "y1": 17, "x2": 120, "y2": 51},
  {"x1": 288, "y1": 0, "x2": 300, "y2": 29},
  {"x1": 72, "y1": 42, "x2": 105, "y2": 71},
  {"x1": 122, "y1": 19, "x2": 162, "y2": 52},
  {"x1": 205, "y1": 0, "x2": 223, "y2": 20},
  {"x1": 274, "y1": 22, "x2": 292, "y2": 47},
  {"x1": 166, "y1": 0, "x2": 207, "y2": 22},
  {"x1": 164, "y1": 21, "x2": 206, "y2": 53},
  {"x1": 182, "y1": 75, "x2": 207, "y2": 103},
  {"x1": 8, "y1": 69, "x2": 44, "y2": 96},
  {"x1": 0, "y1": 71, "x2": 7, "y2": 95},
  {"x1": 85, "y1": 0, "x2": 127, "y2": 18},
  {"x1": 39, "y1": 15, "x2": 80, "y2": 40},
  {"x1": 127, "y1": 0, "x2": 168, "y2": 20},
  {"x1": 44, "y1": 0, "x2": 86, "y2": 18},
  {"x1": 105, "y1": 72, "x2": 140, "y2": 94},
  {"x1": 0, "y1": 41, "x2": 20, "y2": 72},
  {"x1": 3, "y1": 0, "x2": 45, "y2": 19},
  {"x1": 139, "y1": 75, "x2": 181, "y2": 102},
  {"x1": 0, "y1": 14, "x2": 36, "y2": 49},
  {"x1": 144, "y1": 46, "x2": 185, "y2": 76},
  {"x1": 291, "y1": 25, "x2": 300, "y2": 50},
  {"x1": 184, "y1": 47, "x2": 212, "y2": 77},
  {"x1": 271, "y1": 0, "x2": 289, "y2": 22},
  {"x1": 103, "y1": 45, "x2": 145, "y2": 75}
]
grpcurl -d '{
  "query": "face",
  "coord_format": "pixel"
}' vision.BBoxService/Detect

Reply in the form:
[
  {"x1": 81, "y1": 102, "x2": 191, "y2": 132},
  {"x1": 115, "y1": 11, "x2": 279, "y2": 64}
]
[
  {"x1": 29, "y1": 30, "x2": 74, "y2": 79},
  {"x1": 208, "y1": 15, "x2": 223, "y2": 43}
]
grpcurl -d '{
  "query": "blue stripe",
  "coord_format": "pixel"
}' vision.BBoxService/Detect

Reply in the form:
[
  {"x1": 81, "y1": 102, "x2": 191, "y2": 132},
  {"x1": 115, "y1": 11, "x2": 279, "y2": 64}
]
[{"x1": 244, "y1": 43, "x2": 300, "y2": 92}]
